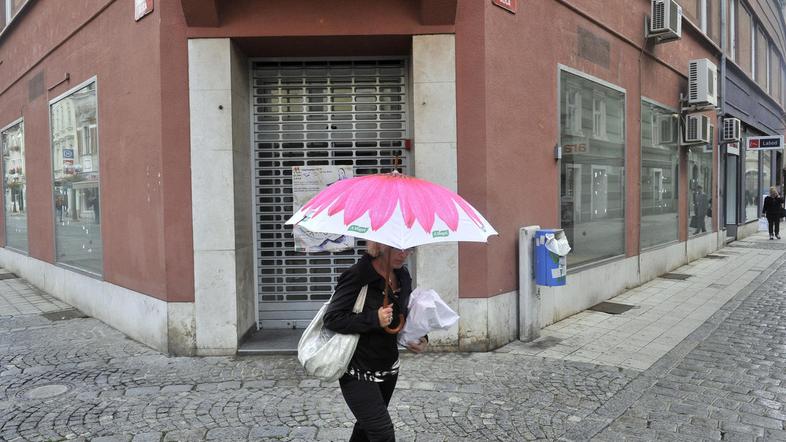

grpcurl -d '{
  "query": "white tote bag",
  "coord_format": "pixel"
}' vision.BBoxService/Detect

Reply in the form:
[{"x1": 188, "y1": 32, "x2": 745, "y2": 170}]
[
  {"x1": 759, "y1": 217, "x2": 769, "y2": 232},
  {"x1": 297, "y1": 285, "x2": 368, "y2": 382}
]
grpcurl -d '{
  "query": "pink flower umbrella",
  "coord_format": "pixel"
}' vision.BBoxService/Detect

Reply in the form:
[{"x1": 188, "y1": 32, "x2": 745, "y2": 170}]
[
  {"x1": 285, "y1": 171, "x2": 497, "y2": 250},
  {"x1": 286, "y1": 171, "x2": 497, "y2": 334}
]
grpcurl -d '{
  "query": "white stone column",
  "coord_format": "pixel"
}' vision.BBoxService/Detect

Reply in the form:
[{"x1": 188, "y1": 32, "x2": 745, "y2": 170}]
[
  {"x1": 188, "y1": 38, "x2": 240, "y2": 355},
  {"x1": 412, "y1": 34, "x2": 459, "y2": 350}
]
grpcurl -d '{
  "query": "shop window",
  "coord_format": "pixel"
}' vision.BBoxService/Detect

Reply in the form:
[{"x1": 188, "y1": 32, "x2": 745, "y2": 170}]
[
  {"x1": 762, "y1": 150, "x2": 772, "y2": 195},
  {"x1": 641, "y1": 101, "x2": 679, "y2": 248},
  {"x1": 1, "y1": 120, "x2": 27, "y2": 252},
  {"x1": 737, "y1": 4, "x2": 753, "y2": 76},
  {"x1": 744, "y1": 147, "x2": 759, "y2": 222},
  {"x1": 756, "y1": 27, "x2": 768, "y2": 90},
  {"x1": 50, "y1": 81, "x2": 102, "y2": 275},
  {"x1": 688, "y1": 147, "x2": 713, "y2": 236},
  {"x1": 559, "y1": 69, "x2": 625, "y2": 266}
]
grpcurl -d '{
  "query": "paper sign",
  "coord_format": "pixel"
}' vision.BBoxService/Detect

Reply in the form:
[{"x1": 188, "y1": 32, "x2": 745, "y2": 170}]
[{"x1": 292, "y1": 166, "x2": 354, "y2": 253}]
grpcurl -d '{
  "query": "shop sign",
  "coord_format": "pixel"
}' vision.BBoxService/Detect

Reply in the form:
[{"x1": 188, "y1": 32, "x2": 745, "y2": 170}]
[
  {"x1": 563, "y1": 143, "x2": 589, "y2": 154},
  {"x1": 135, "y1": 0, "x2": 153, "y2": 21},
  {"x1": 83, "y1": 157, "x2": 93, "y2": 172},
  {"x1": 492, "y1": 0, "x2": 517, "y2": 14},
  {"x1": 746, "y1": 135, "x2": 784, "y2": 151},
  {"x1": 726, "y1": 142, "x2": 740, "y2": 156},
  {"x1": 63, "y1": 149, "x2": 74, "y2": 159}
]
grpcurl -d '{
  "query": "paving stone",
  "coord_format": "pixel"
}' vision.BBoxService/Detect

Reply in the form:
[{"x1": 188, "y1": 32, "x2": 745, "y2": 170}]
[
  {"x1": 131, "y1": 432, "x2": 162, "y2": 442},
  {"x1": 205, "y1": 426, "x2": 249, "y2": 440}
]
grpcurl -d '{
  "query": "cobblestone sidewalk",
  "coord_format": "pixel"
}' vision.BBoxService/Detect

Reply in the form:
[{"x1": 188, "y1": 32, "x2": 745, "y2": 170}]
[{"x1": 2, "y1": 236, "x2": 786, "y2": 441}]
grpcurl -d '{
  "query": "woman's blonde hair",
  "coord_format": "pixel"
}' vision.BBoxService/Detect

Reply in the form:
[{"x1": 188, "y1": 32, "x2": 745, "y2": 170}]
[
  {"x1": 771, "y1": 186, "x2": 779, "y2": 197},
  {"x1": 366, "y1": 240, "x2": 389, "y2": 257}
]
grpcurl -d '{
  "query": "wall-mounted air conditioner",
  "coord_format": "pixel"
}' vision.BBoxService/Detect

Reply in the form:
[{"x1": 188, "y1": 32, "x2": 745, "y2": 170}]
[
  {"x1": 722, "y1": 118, "x2": 741, "y2": 141},
  {"x1": 688, "y1": 59, "x2": 718, "y2": 107},
  {"x1": 650, "y1": 0, "x2": 682, "y2": 42},
  {"x1": 685, "y1": 114, "x2": 711, "y2": 144}
]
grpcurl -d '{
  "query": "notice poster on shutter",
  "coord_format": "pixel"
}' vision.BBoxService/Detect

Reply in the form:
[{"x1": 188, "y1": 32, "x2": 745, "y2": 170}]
[{"x1": 292, "y1": 166, "x2": 354, "y2": 253}]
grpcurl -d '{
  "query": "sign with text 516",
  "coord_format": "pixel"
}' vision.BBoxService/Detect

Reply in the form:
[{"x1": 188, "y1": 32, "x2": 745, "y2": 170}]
[
  {"x1": 492, "y1": 0, "x2": 517, "y2": 13},
  {"x1": 746, "y1": 135, "x2": 784, "y2": 151}
]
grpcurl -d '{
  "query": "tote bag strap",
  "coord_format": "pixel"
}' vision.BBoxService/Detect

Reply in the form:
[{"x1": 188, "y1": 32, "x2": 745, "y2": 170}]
[{"x1": 352, "y1": 285, "x2": 368, "y2": 313}]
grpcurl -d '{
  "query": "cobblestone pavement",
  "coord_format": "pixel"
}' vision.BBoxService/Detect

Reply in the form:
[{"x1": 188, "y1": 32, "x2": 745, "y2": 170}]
[
  {"x1": 579, "y1": 249, "x2": 786, "y2": 442},
  {"x1": 0, "y1": 308, "x2": 635, "y2": 441},
  {"x1": 2, "y1": 240, "x2": 786, "y2": 441}
]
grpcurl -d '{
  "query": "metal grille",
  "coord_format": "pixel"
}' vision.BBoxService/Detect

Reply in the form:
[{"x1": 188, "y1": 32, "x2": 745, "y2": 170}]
[{"x1": 251, "y1": 59, "x2": 410, "y2": 329}]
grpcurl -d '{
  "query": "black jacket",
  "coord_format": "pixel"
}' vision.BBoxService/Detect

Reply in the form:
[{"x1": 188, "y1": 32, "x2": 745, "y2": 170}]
[
  {"x1": 763, "y1": 196, "x2": 783, "y2": 216},
  {"x1": 323, "y1": 254, "x2": 412, "y2": 372}
]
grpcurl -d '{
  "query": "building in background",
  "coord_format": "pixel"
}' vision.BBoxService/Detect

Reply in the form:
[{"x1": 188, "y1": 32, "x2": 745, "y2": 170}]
[{"x1": 0, "y1": 0, "x2": 783, "y2": 355}]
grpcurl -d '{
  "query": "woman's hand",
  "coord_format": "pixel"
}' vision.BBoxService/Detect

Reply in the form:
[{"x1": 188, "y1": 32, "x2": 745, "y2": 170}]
[
  {"x1": 377, "y1": 305, "x2": 393, "y2": 327},
  {"x1": 406, "y1": 337, "x2": 429, "y2": 354}
]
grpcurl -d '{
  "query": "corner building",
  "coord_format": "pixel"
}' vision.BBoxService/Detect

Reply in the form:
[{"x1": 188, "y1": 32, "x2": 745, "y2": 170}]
[{"x1": 0, "y1": 0, "x2": 783, "y2": 355}]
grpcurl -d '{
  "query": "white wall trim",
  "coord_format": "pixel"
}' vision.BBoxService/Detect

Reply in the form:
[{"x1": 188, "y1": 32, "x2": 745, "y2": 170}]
[
  {"x1": 188, "y1": 38, "x2": 241, "y2": 355},
  {"x1": 412, "y1": 34, "x2": 459, "y2": 349}
]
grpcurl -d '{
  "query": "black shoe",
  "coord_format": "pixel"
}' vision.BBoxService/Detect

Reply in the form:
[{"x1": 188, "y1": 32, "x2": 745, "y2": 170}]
[{"x1": 771, "y1": 236, "x2": 775, "y2": 240}]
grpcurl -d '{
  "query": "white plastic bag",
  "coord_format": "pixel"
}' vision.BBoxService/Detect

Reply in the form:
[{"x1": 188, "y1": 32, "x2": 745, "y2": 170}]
[
  {"x1": 544, "y1": 232, "x2": 571, "y2": 256},
  {"x1": 759, "y1": 217, "x2": 768, "y2": 232},
  {"x1": 398, "y1": 288, "x2": 459, "y2": 346},
  {"x1": 297, "y1": 285, "x2": 367, "y2": 382}
]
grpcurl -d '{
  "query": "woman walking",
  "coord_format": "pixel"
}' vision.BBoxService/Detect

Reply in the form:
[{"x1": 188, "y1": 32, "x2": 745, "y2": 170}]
[
  {"x1": 762, "y1": 186, "x2": 783, "y2": 240},
  {"x1": 324, "y1": 241, "x2": 428, "y2": 442}
]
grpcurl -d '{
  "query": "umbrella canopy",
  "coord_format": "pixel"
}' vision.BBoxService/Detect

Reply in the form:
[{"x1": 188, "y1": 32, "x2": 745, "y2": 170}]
[{"x1": 285, "y1": 172, "x2": 497, "y2": 249}]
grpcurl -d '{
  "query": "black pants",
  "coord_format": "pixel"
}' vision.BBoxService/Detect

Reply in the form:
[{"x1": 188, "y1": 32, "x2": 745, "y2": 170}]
[
  {"x1": 768, "y1": 214, "x2": 780, "y2": 237},
  {"x1": 339, "y1": 374, "x2": 398, "y2": 442}
]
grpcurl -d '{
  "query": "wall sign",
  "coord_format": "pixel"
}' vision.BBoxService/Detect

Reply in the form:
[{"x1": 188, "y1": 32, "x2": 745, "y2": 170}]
[
  {"x1": 492, "y1": 0, "x2": 517, "y2": 14},
  {"x1": 746, "y1": 135, "x2": 784, "y2": 151},
  {"x1": 135, "y1": 0, "x2": 153, "y2": 21},
  {"x1": 726, "y1": 142, "x2": 740, "y2": 156}
]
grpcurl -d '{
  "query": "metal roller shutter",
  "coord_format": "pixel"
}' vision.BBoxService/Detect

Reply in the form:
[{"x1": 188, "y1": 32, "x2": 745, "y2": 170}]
[{"x1": 251, "y1": 59, "x2": 410, "y2": 329}]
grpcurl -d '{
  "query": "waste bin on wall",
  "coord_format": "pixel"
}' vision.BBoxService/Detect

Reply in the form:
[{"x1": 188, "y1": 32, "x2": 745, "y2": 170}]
[{"x1": 534, "y1": 229, "x2": 571, "y2": 286}]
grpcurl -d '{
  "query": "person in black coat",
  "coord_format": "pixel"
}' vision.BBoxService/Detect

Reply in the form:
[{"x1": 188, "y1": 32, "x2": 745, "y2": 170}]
[
  {"x1": 762, "y1": 186, "x2": 784, "y2": 240},
  {"x1": 324, "y1": 241, "x2": 428, "y2": 442}
]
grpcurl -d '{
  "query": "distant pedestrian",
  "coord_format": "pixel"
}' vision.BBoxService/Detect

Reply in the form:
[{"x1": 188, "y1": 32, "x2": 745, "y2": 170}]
[
  {"x1": 691, "y1": 186, "x2": 709, "y2": 234},
  {"x1": 324, "y1": 241, "x2": 428, "y2": 442},
  {"x1": 762, "y1": 186, "x2": 783, "y2": 240}
]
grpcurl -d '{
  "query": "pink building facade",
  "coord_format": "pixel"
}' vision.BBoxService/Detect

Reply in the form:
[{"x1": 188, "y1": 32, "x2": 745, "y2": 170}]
[{"x1": 0, "y1": 0, "x2": 783, "y2": 355}]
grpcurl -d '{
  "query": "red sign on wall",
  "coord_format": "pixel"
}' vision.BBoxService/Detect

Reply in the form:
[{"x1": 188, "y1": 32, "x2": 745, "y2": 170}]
[{"x1": 492, "y1": 0, "x2": 517, "y2": 14}]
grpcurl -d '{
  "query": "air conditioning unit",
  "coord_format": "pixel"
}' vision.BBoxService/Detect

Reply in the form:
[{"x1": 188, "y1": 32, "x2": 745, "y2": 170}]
[
  {"x1": 650, "y1": 0, "x2": 682, "y2": 41},
  {"x1": 688, "y1": 59, "x2": 718, "y2": 107},
  {"x1": 722, "y1": 118, "x2": 742, "y2": 141},
  {"x1": 685, "y1": 114, "x2": 711, "y2": 144}
]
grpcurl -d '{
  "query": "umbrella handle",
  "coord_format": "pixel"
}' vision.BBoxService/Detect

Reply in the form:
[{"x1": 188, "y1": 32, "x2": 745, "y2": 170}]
[{"x1": 382, "y1": 286, "x2": 405, "y2": 334}]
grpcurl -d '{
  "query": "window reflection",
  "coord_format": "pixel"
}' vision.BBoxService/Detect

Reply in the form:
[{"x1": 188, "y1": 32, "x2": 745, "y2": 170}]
[
  {"x1": 1, "y1": 120, "x2": 27, "y2": 252},
  {"x1": 641, "y1": 102, "x2": 679, "y2": 248},
  {"x1": 688, "y1": 147, "x2": 713, "y2": 235},
  {"x1": 51, "y1": 82, "x2": 102, "y2": 275},
  {"x1": 744, "y1": 148, "x2": 759, "y2": 222},
  {"x1": 560, "y1": 70, "x2": 626, "y2": 266}
]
